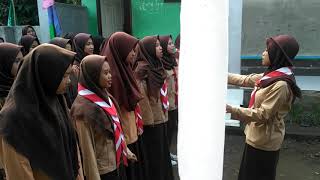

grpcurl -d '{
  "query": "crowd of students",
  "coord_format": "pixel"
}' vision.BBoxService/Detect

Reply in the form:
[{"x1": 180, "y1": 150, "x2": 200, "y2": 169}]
[
  {"x1": 0, "y1": 25, "x2": 180, "y2": 180},
  {"x1": 0, "y1": 25, "x2": 303, "y2": 180}
]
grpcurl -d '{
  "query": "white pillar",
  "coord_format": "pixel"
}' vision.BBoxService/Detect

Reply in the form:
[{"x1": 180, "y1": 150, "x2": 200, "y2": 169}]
[
  {"x1": 37, "y1": 0, "x2": 50, "y2": 43},
  {"x1": 178, "y1": 0, "x2": 229, "y2": 180},
  {"x1": 229, "y1": 0, "x2": 243, "y2": 74}
]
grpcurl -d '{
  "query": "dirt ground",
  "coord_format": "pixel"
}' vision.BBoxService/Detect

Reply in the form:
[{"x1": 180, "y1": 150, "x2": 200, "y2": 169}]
[
  {"x1": 223, "y1": 135, "x2": 320, "y2": 180},
  {"x1": 172, "y1": 134, "x2": 320, "y2": 180}
]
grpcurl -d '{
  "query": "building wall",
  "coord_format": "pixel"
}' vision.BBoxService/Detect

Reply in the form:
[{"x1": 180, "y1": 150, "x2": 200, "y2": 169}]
[
  {"x1": 242, "y1": 0, "x2": 320, "y2": 56},
  {"x1": 81, "y1": 0, "x2": 99, "y2": 36},
  {"x1": 131, "y1": 0, "x2": 180, "y2": 39}
]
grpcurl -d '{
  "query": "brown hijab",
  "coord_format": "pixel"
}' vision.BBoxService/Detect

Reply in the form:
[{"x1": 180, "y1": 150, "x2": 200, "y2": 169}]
[
  {"x1": 134, "y1": 35, "x2": 166, "y2": 98},
  {"x1": 0, "y1": 44, "x2": 79, "y2": 180},
  {"x1": 49, "y1": 37, "x2": 72, "y2": 50},
  {"x1": 159, "y1": 35, "x2": 177, "y2": 70},
  {"x1": 74, "y1": 33, "x2": 92, "y2": 63},
  {"x1": 264, "y1": 34, "x2": 301, "y2": 99},
  {"x1": 19, "y1": 35, "x2": 40, "y2": 56},
  {"x1": 100, "y1": 32, "x2": 142, "y2": 111},
  {"x1": 76, "y1": 55, "x2": 115, "y2": 134},
  {"x1": 0, "y1": 43, "x2": 21, "y2": 97}
]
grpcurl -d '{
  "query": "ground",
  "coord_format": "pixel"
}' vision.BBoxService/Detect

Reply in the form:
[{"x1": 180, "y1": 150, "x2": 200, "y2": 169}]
[
  {"x1": 172, "y1": 134, "x2": 320, "y2": 180},
  {"x1": 223, "y1": 134, "x2": 320, "y2": 180}
]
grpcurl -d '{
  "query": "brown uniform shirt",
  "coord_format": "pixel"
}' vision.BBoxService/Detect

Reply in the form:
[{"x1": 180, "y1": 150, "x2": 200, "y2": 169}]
[
  {"x1": 228, "y1": 73, "x2": 293, "y2": 151},
  {"x1": 137, "y1": 80, "x2": 167, "y2": 126}
]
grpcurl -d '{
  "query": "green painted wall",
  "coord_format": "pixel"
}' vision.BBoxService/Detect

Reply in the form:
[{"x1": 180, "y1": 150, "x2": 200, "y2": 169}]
[
  {"x1": 82, "y1": 0, "x2": 99, "y2": 35},
  {"x1": 132, "y1": 0, "x2": 180, "y2": 39}
]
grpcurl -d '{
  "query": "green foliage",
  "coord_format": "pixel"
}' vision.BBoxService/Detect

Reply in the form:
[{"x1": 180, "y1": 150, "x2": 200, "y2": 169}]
[
  {"x1": 0, "y1": 0, "x2": 82, "y2": 26},
  {"x1": 0, "y1": 0, "x2": 39, "y2": 26},
  {"x1": 56, "y1": 0, "x2": 81, "y2": 5}
]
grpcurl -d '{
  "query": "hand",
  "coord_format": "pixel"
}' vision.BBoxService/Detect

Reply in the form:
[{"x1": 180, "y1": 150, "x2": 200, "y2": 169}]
[
  {"x1": 72, "y1": 65, "x2": 80, "y2": 75},
  {"x1": 226, "y1": 104, "x2": 232, "y2": 113},
  {"x1": 127, "y1": 148, "x2": 138, "y2": 162}
]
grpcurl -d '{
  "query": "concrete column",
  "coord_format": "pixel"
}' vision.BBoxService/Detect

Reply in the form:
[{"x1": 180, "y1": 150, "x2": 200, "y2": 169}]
[
  {"x1": 229, "y1": 0, "x2": 243, "y2": 74},
  {"x1": 178, "y1": 0, "x2": 228, "y2": 179}
]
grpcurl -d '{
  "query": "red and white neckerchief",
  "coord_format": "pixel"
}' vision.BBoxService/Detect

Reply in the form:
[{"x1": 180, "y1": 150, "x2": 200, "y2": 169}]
[
  {"x1": 248, "y1": 67, "x2": 293, "y2": 108},
  {"x1": 160, "y1": 79, "x2": 169, "y2": 113},
  {"x1": 134, "y1": 104, "x2": 144, "y2": 135},
  {"x1": 78, "y1": 84, "x2": 128, "y2": 167},
  {"x1": 173, "y1": 68, "x2": 178, "y2": 106}
]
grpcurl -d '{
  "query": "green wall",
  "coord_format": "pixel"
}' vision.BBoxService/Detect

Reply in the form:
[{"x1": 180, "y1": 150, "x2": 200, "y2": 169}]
[
  {"x1": 132, "y1": 0, "x2": 180, "y2": 39},
  {"x1": 82, "y1": 0, "x2": 99, "y2": 35}
]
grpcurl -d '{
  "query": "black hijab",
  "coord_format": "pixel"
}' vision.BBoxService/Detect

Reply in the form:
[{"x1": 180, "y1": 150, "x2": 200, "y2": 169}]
[
  {"x1": 134, "y1": 35, "x2": 166, "y2": 98},
  {"x1": 0, "y1": 43, "x2": 21, "y2": 97},
  {"x1": 159, "y1": 35, "x2": 177, "y2": 70},
  {"x1": 264, "y1": 34, "x2": 301, "y2": 99},
  {"x1": 0, "y1": 37, "x2": 4, "y2": 43},
  {"x1": 0, "y1": 44, "x2": 79, "y2": 179},
  {"x1": 19, "y1": 35, "x2": 40, "y2": 56},
  {"x1": 49, "y1": 37, "x2": 72, "y2": 50},
  {"x1": 74, "y1": 33, "x2": 92, "y2": 63},
  {"x1": 92, "y1": 35, "x2": 105, "y2": 54}
]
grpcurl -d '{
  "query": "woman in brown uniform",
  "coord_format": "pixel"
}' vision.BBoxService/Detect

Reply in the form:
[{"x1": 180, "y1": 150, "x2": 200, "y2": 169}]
[
  {"x1": 0, "y1": 43, "x2": 23, "y2": 180},
  {"x1": 100, "y1": 32, "x2": 149, "y2": 180},
  {"x1": 159, "y1": 35, "x2": 178, "y2": 164},
  {"x1": 134, "y1": 36, "x2": 174, "y2": 180},
  {"x1": 71, "y1": 55, "x2": 137, "y2": 180},
  {"x1": 0, "y1": 44, "x2": 81, "y2": 180},
  {"x1": 226, "y1": 35, "x2": 301, "y2": 180}
]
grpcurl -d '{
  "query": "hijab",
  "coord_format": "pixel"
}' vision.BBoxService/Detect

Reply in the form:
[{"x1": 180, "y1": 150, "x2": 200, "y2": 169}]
[
  {"x1": 134, "y1": 35, "x2": 166, "y2": 98},
  {"x1": 49, "y1": 37, "x2": 72, "y2": 50},
  {"x1": 100, "y1": 32, "x2": 142, "y2": 111},
  {"x1": 0, "y1": 43, "x2": 22, "y2": 97},
  {"x1": 175, "y1": 34, "x2": 180, "y2": 49},
  {"x1": 0, "y1": 44, "x2": 79, "y2": 180},
  {"x1": 264, "y1": 34, "x2": 301, "y2": 98},
  {"x1": 19, "y1": 35, "x2": 40, "y2": 56},
  {"x1": 92, "y1": 35, "x2": 105, "y2": 54},
  {"x1": 74, "y1": 33, "x2": 92, "y2": 63},
  {"x1": 0, "y1": 37, "x2": 4, "y2": 43},
  {"x1": 159, "y1": 35, "x2": 177, "y2": 70},
  {"x1": 77, "y1": 55, "x2": 116, "y2": 133}
]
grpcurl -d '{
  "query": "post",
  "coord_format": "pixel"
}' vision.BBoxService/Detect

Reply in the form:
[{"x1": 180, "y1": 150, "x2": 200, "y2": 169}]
[
  {"x1": 37, "y1": 0, "x2": 50, "y2": 43},
  {"x1": 178, "y1": 0, "x2": 229, "y2": 179}
]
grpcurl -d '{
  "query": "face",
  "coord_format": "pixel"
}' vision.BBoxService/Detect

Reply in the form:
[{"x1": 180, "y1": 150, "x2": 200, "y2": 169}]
[
  {"x1": 11, "y1": 51, "x2": 23, "y2": 77},
  {"x1": 56, "y1": 65, "x2": 72, "y2": 94},
  {"x1": 65, "y1": 43, "x2": 72, "y2": 51},
  {"x1": 126, "y1": 45, "x2": 137, "y2": 65},
  {"x1": 167, "y1": 38, "x2": 176, "y2": 55},
  {"x1": 27, "y1": 27, "x2": 36, "y2": 37},
  {"x1": 30, "y1": 40, "x2": 39, "y2": 52},
  {"x1": 155, "y1": 39, "x2": 163, "y2": 59},
  {"x1": 99, "y1": 61, "x2": 112, "y2": 89},
  {"x1": 262, "y1": 49, "x2": 271, "y2": 66},
  {"x1": 84, "y1": 38, "x2": 94, "y2": 55}
]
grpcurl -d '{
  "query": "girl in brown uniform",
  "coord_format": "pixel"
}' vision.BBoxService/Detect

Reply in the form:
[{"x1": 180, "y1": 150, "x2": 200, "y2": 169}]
[
  {"x1": 0, "y1": 43, "x2": 23, "y2": 180},
  {"x1": 100, "y1": 32, "x2": 149, "y2": 180},
  {"x1": 134, "y1": 36, "x2": 174, "y2": 180},
  {"x1": 159, "y1": 35, "x2": 179, "y2": 164},
  {"x1": 71, "y1": 55, "x2": 137, "y2": 180},
  {"x1": 0, "y1": 44, "x2": 81, "y2": 180},
  {"x1": 226, "y1": 35, "x2": 301, "y2": 180}
]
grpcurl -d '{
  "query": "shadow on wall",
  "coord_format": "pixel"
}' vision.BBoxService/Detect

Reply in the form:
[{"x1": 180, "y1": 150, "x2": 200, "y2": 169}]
[{"x1": 0, "y1": 26, "x2": 42, "y2": 44}]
